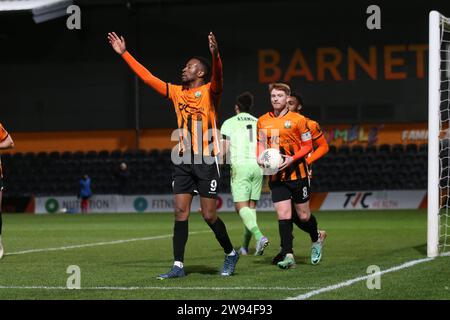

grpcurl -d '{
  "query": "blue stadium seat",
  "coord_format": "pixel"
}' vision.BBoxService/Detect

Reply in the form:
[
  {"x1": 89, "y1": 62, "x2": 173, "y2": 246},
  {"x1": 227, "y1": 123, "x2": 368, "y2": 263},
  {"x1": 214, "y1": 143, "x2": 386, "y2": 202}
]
[
  {"x1": 98, "y1": 150, "x2": 109, "y2": 159},
  {"x1": 351, "y1": 145, "x2": 364, "y2": 154},
  {"x1": 406, "y1": 143, "x2": 418, "y2": 153},
  {"x1": 378, "y1": 144, "x2": 391, "y2": 154},
  {"x1": 365, "y1": 145, "x2": 377, "y2": 154},
  {"x1": 338, "y1": 145, "x2": 350, "y2": 155},
  {"x1": 86, "y1": 150, "x2": 98, "y2": 159},
  {"x1": 49, "y1": 151, "x2": 60, "y2": 160},
  {"x1": 72, "y1": 151, "x2": 84, "y2": 160}
]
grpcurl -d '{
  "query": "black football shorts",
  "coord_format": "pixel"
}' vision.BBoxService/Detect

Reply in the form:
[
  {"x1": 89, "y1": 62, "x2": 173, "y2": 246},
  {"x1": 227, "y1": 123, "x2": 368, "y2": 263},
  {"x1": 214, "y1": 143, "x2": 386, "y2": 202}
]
[
  {"x1": 172, "y1": 162, "x2": 220, "y2": 199},
  {"x1": 269, "y1": 178, "x2": 311, "y2": 204}
]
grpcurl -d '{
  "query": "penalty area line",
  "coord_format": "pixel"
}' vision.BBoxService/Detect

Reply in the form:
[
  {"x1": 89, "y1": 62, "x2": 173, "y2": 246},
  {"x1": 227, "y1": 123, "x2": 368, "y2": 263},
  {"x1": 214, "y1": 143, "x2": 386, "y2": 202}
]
[
  {"x1": 5, "y1": 230, "x2": 211, "y2": 256},
  {"x1": 288, "y1": 251, "x2": 450, "y2": 300}
]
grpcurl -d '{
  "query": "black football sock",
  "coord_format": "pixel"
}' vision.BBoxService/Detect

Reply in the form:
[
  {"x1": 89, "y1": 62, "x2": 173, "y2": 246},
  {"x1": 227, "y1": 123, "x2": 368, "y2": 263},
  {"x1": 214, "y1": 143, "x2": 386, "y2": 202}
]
[
  {"x1": 173, "y1": 220, "x2": 189, "y2": 263},
  {"x1": 298, "y1": 214, "x2": 319, "y2": 242},
  {"x1": 278, "y1": 219, "x2": 293, "y2": 255},
  {"x1": 207, "y1": 217, "x2": 234, "y2": 254},
  {"x1": 0, "y1": 211, "x2": 2, "y2": 235},
  {"x1": 292, "y1": 208, "x2": 303, "y2": 230}
]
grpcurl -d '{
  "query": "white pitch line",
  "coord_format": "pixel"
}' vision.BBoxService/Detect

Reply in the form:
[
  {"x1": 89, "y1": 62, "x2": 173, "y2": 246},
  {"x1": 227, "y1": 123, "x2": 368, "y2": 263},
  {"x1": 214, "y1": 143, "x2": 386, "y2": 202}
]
[
  {"x1": 0, "y1": 286, "x2": 317, "y2": 291},
  {"x1": 288, "y1": 251, "x2": 450, "y2": 300},
  {"x1": 5, "y1": 230, "x2": 211, "y2": 256}
]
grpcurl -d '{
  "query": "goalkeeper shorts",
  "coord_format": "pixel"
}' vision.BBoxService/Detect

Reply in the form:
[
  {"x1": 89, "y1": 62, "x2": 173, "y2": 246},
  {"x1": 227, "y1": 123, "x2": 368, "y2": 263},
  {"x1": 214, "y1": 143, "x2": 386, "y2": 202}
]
[{"x1": 230, "y1": 163, "x2": 263, "y2": 202}]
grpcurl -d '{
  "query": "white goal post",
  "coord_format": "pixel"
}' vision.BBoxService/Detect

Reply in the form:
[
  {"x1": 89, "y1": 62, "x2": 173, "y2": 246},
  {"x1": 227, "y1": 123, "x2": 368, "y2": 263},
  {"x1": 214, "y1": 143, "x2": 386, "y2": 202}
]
[{"x1": 428, "y1": 10, "x2": 450, "y2": 257}]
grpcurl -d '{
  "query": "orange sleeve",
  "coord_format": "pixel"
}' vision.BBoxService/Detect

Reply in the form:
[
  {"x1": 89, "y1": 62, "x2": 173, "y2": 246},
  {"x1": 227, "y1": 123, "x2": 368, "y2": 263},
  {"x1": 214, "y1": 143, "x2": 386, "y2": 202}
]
[
  {"x1": 308, "y1": 120, "x2": 324, "y2": 140},
  {"x1": 292, "y1": 139, "x2": 312, "y2": 161},
  {"x1": 121, "y1": 51, "x2": 168, "y2": 97},
  {"x1": 210, "y1": 54, "x2": 223, "y2": 95},
  {"x1": 0, "y1": 123, "x2": 8, "y2": 142},
  {"x1": 307, "y1": 135, "x2": 329, "y2": 165},
  {"x1": 293, "y1": 116, "x2": 312, "y2": 161}
]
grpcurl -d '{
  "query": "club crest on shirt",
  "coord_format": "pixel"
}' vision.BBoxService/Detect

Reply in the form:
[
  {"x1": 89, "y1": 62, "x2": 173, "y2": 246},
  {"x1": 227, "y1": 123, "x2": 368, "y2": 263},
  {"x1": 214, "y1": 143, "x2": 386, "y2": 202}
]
[
  {"x1": 284, "y1": 121, "x2": 291, "y2": 129},
  {"x1": 195, "y1": 91, "x2": 202, "y2": 98}
]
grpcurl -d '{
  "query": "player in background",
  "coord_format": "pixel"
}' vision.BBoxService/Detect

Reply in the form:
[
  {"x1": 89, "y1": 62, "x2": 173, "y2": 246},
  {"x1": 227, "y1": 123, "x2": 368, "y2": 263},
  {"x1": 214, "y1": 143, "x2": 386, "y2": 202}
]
[
  {"x1": 0, "y1": 122, "x2": 15, "y2": 260},
  {"x1": 256, "y1": 83, "x2": 313, "y2": 269},
  {"x1": 272, "y1": 93, "x2": 328, "y2": 266},
  {"x1": 108, "y1": 32, "x2": 239, "y2": 279},
  {"x1": 220, "y1": 92, "x2": 269, "y2": 256}
]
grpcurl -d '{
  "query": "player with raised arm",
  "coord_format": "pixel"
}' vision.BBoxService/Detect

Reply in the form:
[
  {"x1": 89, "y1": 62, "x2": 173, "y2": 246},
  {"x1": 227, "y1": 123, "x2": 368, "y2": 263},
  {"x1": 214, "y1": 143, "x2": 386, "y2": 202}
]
[
  {"x1": 108, "y1": 31, "x2": 239, "y2": 279},
  {"x1": 221, "y1": 92, "x2": 269, "y2": 256},
  {"x1": 256, "y1": 83, "x2": 313, "y2": 269},
  {"x1": 0, "y1": 122, "x2": 15, "y2": 260},
  {"x1": 272, "y1": 92, "x2": 328, "y2": 266}
]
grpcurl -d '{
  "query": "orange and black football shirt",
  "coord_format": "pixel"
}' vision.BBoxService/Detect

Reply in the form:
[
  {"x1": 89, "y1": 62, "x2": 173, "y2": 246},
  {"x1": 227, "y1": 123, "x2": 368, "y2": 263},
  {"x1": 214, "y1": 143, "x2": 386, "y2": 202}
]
[
  {"x1": 168, "y1": 83, "x2": 220, "y2": 157},
  {"x1": 121, "y1": 51, "x2": 222, "y2": 157},
  {"x1": 0, "y1": 123, "x2": 9, "y2": 178},
  {"x1": 257, "y1": 111, "x2": 312, "y2": 182}
]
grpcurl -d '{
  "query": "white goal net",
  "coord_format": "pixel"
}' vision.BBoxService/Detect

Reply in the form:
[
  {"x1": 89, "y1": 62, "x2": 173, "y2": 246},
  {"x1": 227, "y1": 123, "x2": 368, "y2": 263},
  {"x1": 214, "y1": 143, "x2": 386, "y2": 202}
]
[{"x1": 429, "y1": 11, "x2": 450, "y2": 257}]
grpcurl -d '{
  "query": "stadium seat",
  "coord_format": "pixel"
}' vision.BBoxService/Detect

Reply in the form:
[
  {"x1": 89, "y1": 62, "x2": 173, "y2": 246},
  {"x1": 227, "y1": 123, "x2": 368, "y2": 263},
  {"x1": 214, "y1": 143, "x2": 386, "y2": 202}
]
[
  {"x1": 122, "y1": 150, "x2": 135, "y2": 159},
  {"x1": 419, "y1": 144, "x2": 428, "y2": 154},
  {"x1": 86, "y1": 150, "x2": 98, "y2": 159},
  {"x1": 327, "y1": 145, "x2": 337, "y2": 154},
  {"x1": 136, "y1": 149, "x2": 147, "y2": 158},
  {"x1": 406, "y1": 143, "x2": 418, "y2": 153},
  {"x1": 351, "y1": 145, "x2": 364, "y2": 154},
  {"x1": 98, "y1": 150, "x2": 109, "y2": 159},
  {"x1": 392, "y1": 144, "x2": 404, "y2": 154},
  {"x1": 110, "y1": 150, "x2": 122, "y2": 159},
  {"x1": 24, "y1": 152, "x2": 35, "y2": 161},
  {"x1": 365, "y1": 145, "x2": 377, "y2": 154},
  {"x1": 378, "y1": 144, "x2": 391, "y2": 154},
  {"x1": 338, "y1": 145, "x2": 350, "y2": 155},
  {"x1": 49, "y1": 151, "x2": 60, "y2": 159},
  {"x1": 73, "y1": 151, "x2": 85, "y2": 160},
  {"x1": 36, "y1": 151, "x2": 48, "y2": 159},
  {"x1": 12, "y1": 152, "x2": 24, "y2": 161}
]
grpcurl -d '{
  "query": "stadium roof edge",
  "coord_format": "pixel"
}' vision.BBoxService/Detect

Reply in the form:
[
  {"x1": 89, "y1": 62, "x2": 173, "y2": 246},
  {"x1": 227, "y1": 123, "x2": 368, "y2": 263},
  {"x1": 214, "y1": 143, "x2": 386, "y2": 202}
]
[{"x1": 0, "y1": 0, "x2": 71, "y2": 11}]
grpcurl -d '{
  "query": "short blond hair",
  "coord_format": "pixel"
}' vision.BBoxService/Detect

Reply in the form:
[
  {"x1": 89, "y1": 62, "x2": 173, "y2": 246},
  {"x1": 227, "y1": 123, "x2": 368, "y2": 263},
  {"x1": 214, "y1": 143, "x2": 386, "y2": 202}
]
[{"x1": 269, "y1": 83, "x2": 291, "y2": 95}]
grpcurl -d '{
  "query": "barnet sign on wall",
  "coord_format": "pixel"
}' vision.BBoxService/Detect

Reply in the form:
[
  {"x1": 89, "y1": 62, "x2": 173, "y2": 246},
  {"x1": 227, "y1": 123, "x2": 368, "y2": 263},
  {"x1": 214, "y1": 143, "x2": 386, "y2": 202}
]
[{"x1": 258, "y1": 45, "x2": 428, "y2": 83}]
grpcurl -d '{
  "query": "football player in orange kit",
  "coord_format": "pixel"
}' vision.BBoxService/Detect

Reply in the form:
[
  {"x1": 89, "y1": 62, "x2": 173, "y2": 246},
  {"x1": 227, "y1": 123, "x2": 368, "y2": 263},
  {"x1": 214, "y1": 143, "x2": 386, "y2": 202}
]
[
  {"x1": 256, "y1": 83, "x2": 313, "y2": 269},
  {"x1": 0, "y1": 122, "x2": 15, "y2": 260},
  {"x1": 108, "y1": 31, "x2": 238, "y2": 279},
  {"x1": 271, "y1": 92, "x2": 328, "y2": 266}
]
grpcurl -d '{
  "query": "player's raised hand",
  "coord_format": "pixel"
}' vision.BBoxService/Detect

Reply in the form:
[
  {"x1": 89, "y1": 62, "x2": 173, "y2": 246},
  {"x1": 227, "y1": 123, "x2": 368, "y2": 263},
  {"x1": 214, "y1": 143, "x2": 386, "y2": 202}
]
[
  {"x1": 208, "y1": 32, "x2": 219, "y2": 57},
  {"x1": 108, "y1": 32, "x2": 126, "y2": 55}
]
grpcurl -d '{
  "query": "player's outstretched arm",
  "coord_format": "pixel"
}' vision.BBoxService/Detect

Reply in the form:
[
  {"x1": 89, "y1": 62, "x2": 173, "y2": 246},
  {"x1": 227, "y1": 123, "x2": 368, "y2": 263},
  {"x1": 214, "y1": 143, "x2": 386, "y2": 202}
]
[
  {"x1": 108, "y1": 32, "x2": 168, "y2": 97},
  {"x1": 208, "y1": 32, "x2": 223, "y2": 95}
]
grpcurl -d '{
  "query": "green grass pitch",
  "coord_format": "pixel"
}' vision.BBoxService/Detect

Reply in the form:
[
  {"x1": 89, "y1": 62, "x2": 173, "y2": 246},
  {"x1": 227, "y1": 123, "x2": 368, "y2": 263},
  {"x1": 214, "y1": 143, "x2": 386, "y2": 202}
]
[{"x1": 0, "y1": 210, "x2": 449, "y2": 300}]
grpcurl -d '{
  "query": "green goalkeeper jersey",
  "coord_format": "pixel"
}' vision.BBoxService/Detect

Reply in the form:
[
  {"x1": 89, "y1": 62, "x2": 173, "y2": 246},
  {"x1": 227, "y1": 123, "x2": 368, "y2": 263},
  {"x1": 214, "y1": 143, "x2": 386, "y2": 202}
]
[{"x1": 220, "y1": 112, "x2": 258, "y2": 166}]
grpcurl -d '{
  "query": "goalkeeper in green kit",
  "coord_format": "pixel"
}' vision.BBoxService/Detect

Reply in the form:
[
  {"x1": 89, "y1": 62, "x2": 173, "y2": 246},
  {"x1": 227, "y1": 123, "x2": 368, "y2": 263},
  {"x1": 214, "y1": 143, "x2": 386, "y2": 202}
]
[{"x1": 220, "y1": 92, "x2": 269, "y2": 256}]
